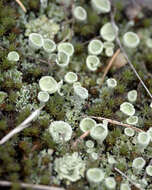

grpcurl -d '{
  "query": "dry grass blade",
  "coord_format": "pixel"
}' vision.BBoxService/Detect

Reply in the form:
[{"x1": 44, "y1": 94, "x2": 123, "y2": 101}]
[
  {"x1": 91, "y1": 116, "x2": 144, "y2": 132},
  {"x1": 0, "y1": 106, "x2": 44, "y2": 145},
  {"x1": 0, "y1": 180, "x2": 64, "y2": 190},
  {"x1": 15, "y1": 0, "x2": 27, "y2": 13},
  {"x1": 110, "y1": 0, "x2": 152, "y2": 99},
  {"x1": 99, "y1": 48, "x2": 120, "y2": 88},
  {"x1": 73, "y1": 130, "x2": 90, "y2": 148},
  {"x1": 115, "y1": 168, "x2": 143, "y2": 190}
]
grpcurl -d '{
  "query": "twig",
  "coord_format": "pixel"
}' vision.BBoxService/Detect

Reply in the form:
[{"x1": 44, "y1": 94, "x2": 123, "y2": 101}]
[
  {"x1": 99, "y1": 48, "x2": 120, "y2": 87},
  {"x1": 115, "y1": 167, "x2": 143, "y2": 190},
  {"x1": 0, "y1": 180, "x2": 64, "y2": 190},
  {"x1": 73, "y1": 130, "x2": 90, "y2": 148},
  {"x1": 15, "y1": 0, "x2": 27, "y2": 13},
  {"x1": 110, "y1": 0, "x2": 152, "y2": 99},
  {"x1": 90, "y1": 116, "x2": 144, "y2": 132},
  {"x1": 0, "y1": 106, "x2": 44, "y2": 145}
]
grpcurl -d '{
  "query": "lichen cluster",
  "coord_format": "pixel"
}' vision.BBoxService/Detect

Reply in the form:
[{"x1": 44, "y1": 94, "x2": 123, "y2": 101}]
[{"x1": 0, "y1": 0, "x2": 152, "y2": 189}]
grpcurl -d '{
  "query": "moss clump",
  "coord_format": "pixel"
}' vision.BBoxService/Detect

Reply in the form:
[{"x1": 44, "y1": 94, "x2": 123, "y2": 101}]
[{"x1": 45, "y1": 94, "x2": 66, "y2": 120}]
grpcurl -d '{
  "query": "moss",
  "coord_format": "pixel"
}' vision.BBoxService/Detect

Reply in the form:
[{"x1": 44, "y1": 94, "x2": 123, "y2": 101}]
[
  {"x1": 0, "y1": 0, "x2": 16, "y2": 37},
  {"x1": 16, "y1": 107, "x2": 31, "y2": 126},
  {"x1": 115, "y1": 162, "x2": 127, "y2": 172},
  {"x1": 74, "y1": 42, "x2": 85, "y2": 55},
  {"x1": 0, "y1": 118, "x2": 8, "y2": 131},
  {"x1": 40, "y1": 172, "x2": 51, "y2": 185},
  {"x1": 41, "y1": 131, "x2": 56, "y2": 149},
  {"x1": 45, "y1": 94, "x2": 66, "y2": 120},
  {"x1": 119, "y1": 144, "x2": 130, "y2": 156}
]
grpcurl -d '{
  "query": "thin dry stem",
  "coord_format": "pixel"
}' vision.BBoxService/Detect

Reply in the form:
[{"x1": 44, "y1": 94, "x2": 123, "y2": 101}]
[
  {"x1": 0, "y1": 106, "x2": 44, "y2": 145},
  {"x1": 0, "y1": 180, "x2": 64, "y2": 190},
  {"x1": 91, "y1": 116, "x2": 144, "y2": 132},
  {"x1": 110, "y1": 0, "x2": 152, "y2": 99},
  {"x1": 99, "y1": 48, "x2": 120, "y2": 87},
  {"x1": 73, "y1": 130, "x2": 90, "y2": 148},
  {"x1": 115, "y1": 167, "x2": 143, "y2": 190},
  {"x1": 15, "y1": 0, "x2": 27, "y2": 13}
]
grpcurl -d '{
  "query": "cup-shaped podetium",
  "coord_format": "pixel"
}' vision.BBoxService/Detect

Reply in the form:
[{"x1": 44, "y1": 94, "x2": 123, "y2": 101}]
[
  {"x1": 57, "y1": 42, "x2": 74, "y2": 57},
  {"x1": 90, "y1": 123, "x2": 108, "y2": 144},
  {"x1": 132, "y1": 157, "x2": 146, "y2": 173},
  {"x1": 146, "y1": 165, "x2": 152, "y2": 176},
  {"x1": 43, "y1": 39, "x2": 56, "y2": 53},
  {"x1": 104, "y1": 177, "x2": 116, "y2": 190},
  {"x1": 91, "y1": 0, "x2": 111, "y2": 14},
  {"x1": 100, "y1": 22, "x2": 118, "y2": 42},
  {"x1": 86, "y1": 168, "x2": 104, "y2": 184},
  {"x1": 80, "y1": 117, "x2": 96, "y2": 133},
  {"x1": 29, "y1": 33, "x2": 44, "y2": 49},
  {"x1": 56, "y1": 51, "x2": 70, "y2": 67},
  {"x1": 64, "y1": 72, "x2": 78, "y2": 84},
  {"x1": 120, "y1": 102, "x2": 135, "y2": 116},
  {"x1": 137, "y1": 132, "x2": 150, "y2": 152},
  {"x1": 123, "y1": 32, "x2": 140, "y2": 48},
  {"x1": 86, "y1": 55, "x2": 100, "y2": 71},
  {"x1": 88, "y1": 39, "x2": 104, "y2": 55},
  {"x1": 74, "y1": 86, "x2": 89, "y2": 100},
  {"x1": 73, "y1": 6, "x2": 87, "y2": 22},
  {"x1": 37, "y1": 91, "x2": 50, "y2": 103},
  {"x1": 39, "y1": 76, "x2": 58, "y2": 94},
  {"x1": 49, "y1": 121, "x2": 72, "y2": 143},
  {"x1": 7, "y1": 51, "x2": 19, "y2": 62}
]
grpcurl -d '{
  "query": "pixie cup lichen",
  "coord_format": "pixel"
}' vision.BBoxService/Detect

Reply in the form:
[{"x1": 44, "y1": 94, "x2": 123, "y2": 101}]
[
  {"x1": 120, "y1": 102, "x2": 135, "y2": 116},
  {"x1": 127, "y1": 90, "x2": 137, "y2": 102},
  {"x1": 56, "y1": 51, "x2": 70, "y2": 67},
  {"x1": 88, "y1": 39, "x2": 103, "y2": 55},
  {"x1": 91, "y1": 0, "x2": 111, "y2": 14},
  {"x1": 132, "y1": 157, "x2": 146, "y2": 173},
  {"x1": 100, "y1": 22, "x2": 118, "y2": 42},
  {"x1": 90, "y1": 123, "x2": 108, "y2": 144},
  {"x1": 120, "y1": 183, "x2": 131, "y2": 190},
  {"x1": 80, "y1": 117, "x2": 96, "y2": 133},
  {"x1": 7, "y1": 51, "x2": 19, "y2": 62},
  {"x1": 105, "y1": 47, "x2": 114, "y2": 57},
  {"x1": 137, "y1": 132, "x2": 150, "y2": 152},
  {"x1": 73, "y1": 86, "x2": 89, "y2": 100},
  {"x1": 86, "y1": 55, "x2": 100, "y2": 71},
  {"x1": 86, "y1": 168, "x2": 104, "y2": 184},
  {"x1": 57, "y1": 42, "x2": 74, "y2": 57},
  {"x1": 29, "y1": 33, "x2": 44, "y2": 49},
  {"x1": 39, "y1": 76, "x2": 58, "y2": 94},
  {"x1": 126, "y1": 116, "x2": 138, "y2": 125},
  {"x1": 64, "y1": 72, "x2": 78, "y2": 84},
  {"x1": 146, "y1": 165, "x2": 152, "y2": 176},
  {"x1": 123, "y1": 32, "x2": 140, "y2": 48},
  {"x1": 43, "y1": 39, "x2": 56, "y2": 53},
  {"x1": 124, "y1": 128, "x2": 135, "y2": 137},
  {"x1": 37, "y1": 91, "x2": 49, "y2": 103},
  {"x1": 106, "y1": 78, "x2": 117, "y2": 88},
  {"x1": 104, "y1": 177, "x2": 116, "y2": 189},
  {"x1": 73, "y1": 6, "x2": 87, "y2": 22},
  {"x1": 49, "y1": 121, "x2": 72, "y2": 143}
]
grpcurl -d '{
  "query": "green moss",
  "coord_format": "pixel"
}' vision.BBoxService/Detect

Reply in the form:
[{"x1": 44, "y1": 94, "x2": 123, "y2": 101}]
[
  {"x1": 16, "y1": 107, "x2": 31, "y2": 126},
  {"x1": 115, "y1": 162, "x2": 127, "y2": 172},
  {"x1": 0, "y1": 118, "x2": 8, "y2": 131},
  {"x1": 45, "y1": 94, "x2": 65, "y2": 120},
  {"x1": 119, "y1": 144, "x2": 129, "y2": 156}
]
